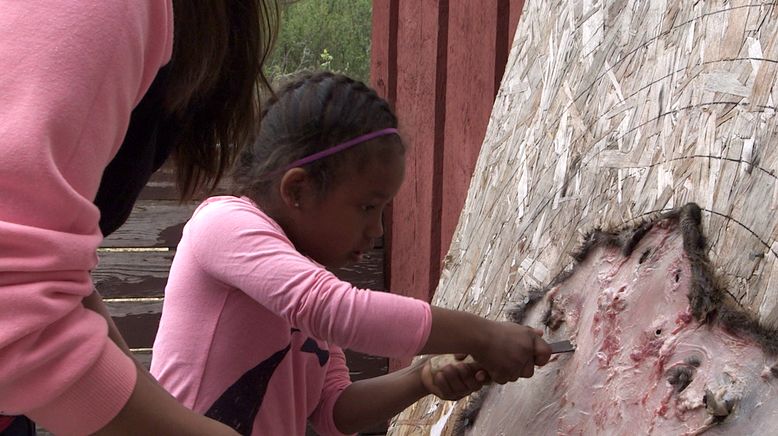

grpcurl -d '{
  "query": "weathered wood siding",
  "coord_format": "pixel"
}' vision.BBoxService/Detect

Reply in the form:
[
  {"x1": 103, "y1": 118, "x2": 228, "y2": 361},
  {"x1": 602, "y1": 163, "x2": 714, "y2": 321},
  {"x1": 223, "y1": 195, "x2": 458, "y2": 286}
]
[
  {"x1": 371, "y1": 0, "x2": 525, "y2": 370},
  {"x1": 391, "y1": 0, "x2": 778, "y2": 433}
]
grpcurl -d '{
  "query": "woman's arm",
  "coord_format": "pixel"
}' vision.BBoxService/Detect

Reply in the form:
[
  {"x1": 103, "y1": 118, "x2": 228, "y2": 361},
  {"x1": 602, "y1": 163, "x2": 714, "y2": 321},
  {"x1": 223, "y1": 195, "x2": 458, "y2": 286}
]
[
  {"x1": 92, "y1": 367, "x2": 239, "y2": 436},
  {"x1": 81, "y1": 291, "x2": 237, "y2": 435},
  {"x1": 82, "y1": 289, "x2": 132, "y2": 356}
]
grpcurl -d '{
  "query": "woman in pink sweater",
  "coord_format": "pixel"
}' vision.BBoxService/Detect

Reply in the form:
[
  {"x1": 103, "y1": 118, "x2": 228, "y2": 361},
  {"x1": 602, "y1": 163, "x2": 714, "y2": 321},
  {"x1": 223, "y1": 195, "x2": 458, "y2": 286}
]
[
  {"x1": 0, "y1": 1, "x2": 277, "y2": 434},
  {"x1": 151, "y1": 72, "x2": 552, "y2": 435}
]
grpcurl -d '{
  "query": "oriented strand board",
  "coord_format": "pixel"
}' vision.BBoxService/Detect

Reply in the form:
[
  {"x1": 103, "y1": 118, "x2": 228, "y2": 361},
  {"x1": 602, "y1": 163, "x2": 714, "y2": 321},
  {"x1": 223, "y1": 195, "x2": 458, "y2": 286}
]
[{"x1": 391, "y1": 0, "x2": 778, "y2": 433}]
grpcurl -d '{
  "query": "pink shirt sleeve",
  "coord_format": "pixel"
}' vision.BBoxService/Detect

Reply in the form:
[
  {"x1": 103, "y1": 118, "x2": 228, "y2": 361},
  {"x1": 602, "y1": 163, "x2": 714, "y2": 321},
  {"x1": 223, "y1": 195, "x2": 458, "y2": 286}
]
[
  {"x1": 187, "y1": 197, "x2": 433, "y2": 358},
  {"x1": 0, "y1": 1, "x2": 173, "y2": 433},
  {"x1": 308, "y1": 347, "x2": 353, "y2": 436}
]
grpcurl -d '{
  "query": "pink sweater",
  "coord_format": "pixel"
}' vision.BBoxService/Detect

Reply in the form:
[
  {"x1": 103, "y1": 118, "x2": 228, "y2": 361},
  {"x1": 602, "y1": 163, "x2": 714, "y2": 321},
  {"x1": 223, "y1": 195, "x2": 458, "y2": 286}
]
[
  {"x1": 0, "y1": 1, "x2": 173, "y2": 434},
  {"x1": 151, "y1": 196, "x2": 432, "y2": 435}
]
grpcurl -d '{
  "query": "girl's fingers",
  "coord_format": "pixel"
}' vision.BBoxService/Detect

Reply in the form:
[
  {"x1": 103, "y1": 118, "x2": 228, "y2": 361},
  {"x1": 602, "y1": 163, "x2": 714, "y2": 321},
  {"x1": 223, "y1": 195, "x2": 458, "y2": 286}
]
[
  {"x1": 434, "y1": 367, "x2": 457, "y2": 395},
  {"x1": 435, "y1": 363, "x2": 484, "y2": 399},
  {"x1": 456, "y1": 364, "x2": 484, "y2": 392}
]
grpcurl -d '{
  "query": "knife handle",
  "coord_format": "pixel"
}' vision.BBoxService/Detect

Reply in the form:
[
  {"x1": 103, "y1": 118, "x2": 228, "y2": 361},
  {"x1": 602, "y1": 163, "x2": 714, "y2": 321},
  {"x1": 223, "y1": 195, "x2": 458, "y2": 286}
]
[{"x1": 428, "y1": 354, "x2": 489, "y2": 383}]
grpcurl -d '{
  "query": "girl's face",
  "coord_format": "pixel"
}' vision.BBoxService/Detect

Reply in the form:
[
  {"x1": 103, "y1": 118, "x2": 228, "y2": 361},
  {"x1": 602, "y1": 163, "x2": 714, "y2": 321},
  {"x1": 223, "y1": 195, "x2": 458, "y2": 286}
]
[{"x1": 288, "y1": 144, "x2": 405, "y2": 268}]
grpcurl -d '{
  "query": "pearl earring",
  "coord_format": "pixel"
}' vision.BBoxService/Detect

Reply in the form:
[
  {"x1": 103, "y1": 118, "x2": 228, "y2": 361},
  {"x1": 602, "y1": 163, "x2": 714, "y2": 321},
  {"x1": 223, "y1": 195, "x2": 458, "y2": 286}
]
[{"x1": 294, "y1": 202, "x2": 300, "y2": 208}]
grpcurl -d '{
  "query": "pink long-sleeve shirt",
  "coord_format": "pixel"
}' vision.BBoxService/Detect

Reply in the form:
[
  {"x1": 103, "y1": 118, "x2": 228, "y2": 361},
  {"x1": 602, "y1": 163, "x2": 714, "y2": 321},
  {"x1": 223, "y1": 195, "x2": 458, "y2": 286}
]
[
  {"x1": 0, "y1": 1, "x2": 173, "y2": 434},
  {"x1": 151, "y1": 196, "x2": 432, "y2": 435}
]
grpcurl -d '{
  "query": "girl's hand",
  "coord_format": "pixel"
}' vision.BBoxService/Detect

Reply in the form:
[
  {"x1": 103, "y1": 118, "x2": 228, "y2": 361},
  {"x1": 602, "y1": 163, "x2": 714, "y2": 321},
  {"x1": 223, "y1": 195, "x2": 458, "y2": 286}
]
[
  {"x1": 421, "y1": 355, "x2": 488, "y2": 401},
  {"x1": 471, "y1": 322, "x2": 551, "y2": 384}
]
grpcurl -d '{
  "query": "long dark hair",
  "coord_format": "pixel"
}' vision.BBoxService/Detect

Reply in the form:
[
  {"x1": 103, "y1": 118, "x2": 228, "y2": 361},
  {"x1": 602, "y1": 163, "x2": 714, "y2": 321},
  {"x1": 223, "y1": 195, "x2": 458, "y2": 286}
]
[
  {"x1": 232, "y1": 71, "x2": 402, "y2": 202},
  {"x1": 168, "y1": 0, "x2": 278, "y2": 199}
]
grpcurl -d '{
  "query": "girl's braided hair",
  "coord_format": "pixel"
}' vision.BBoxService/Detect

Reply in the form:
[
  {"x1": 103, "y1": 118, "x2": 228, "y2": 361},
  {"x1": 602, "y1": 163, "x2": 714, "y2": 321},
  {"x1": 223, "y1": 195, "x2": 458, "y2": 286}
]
[{"x1": 232, "y1": 71, "x2": 402, "y2": 201}]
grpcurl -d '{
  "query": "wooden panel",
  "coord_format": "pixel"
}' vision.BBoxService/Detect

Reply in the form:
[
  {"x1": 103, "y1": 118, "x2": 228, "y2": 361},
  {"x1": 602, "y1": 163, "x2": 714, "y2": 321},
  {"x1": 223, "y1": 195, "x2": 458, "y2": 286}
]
[
  {"x1": 390, "y1": 1, "x2": 446, "y2": 300},
  {"x1": 440, "y1": 0, "x2": 501, "y2": 263},
  {"x1": 133, "y1": 349, "x2": 153, "y2": 370},
  {"x1": 383, "y1": 1, "x2": 448, "y2": 371},
  {"x1": 108, "y1": 299, "x2": 162, "y2": 349},
  {"x1": 94, "y1": 250, "x2": 174, "y2": 299},
  {"x1": 344, "y1": 349, "x2": 388, "y2": 380},
  {"x1": 95, "y1": 248, "x2": 384, "y2": 300},
  {"x1": 508, "y1": 0, "x2": 525, "y2": 54},
  {"x1": 138, "y1": 163, "x2": 179, "y2": 201},
  {"x1": 101, "y1": 200, "x2": 198, "y2": 248},
  {"x1": 371, "y1": 0, "x2": 398, "y2": 104},
  {"x1": 334, "y1": 249, "x2": 386, "y2": 290},
  {"x1": 137, "y1": 163, "x2": 232, "y2": 202}
]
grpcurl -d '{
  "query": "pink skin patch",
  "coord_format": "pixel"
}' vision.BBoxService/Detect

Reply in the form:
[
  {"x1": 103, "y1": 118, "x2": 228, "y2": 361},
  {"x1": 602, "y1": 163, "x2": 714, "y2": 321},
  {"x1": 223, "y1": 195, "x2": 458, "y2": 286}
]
[{"x1": 458, "y1": 206, "x2": 778, "y2": 436}]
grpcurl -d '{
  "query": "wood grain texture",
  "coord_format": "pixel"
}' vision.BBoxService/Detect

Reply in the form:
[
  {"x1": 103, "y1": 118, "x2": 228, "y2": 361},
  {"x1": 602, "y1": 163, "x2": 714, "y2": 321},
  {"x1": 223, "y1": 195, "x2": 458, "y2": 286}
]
[
  {"x1": 94, "y1": 250, "x2": 174, "y2": 299},
  {"x1": 101, "y1": 200, "x2": 198, "y2": 248},
  {"x1": 391, "y1": 0, "x2": 778, "y2": 433}
]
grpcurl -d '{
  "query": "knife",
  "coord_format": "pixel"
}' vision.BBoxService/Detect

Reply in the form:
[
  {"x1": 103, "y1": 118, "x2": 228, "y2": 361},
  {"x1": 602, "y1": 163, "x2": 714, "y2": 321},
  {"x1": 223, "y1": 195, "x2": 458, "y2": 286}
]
[
  {"x1": 429, "y1": 339, "x2": 575, "y2": 377},
  {"x1": 549, "y1": 340, "x2": 575, "y2": 354}
]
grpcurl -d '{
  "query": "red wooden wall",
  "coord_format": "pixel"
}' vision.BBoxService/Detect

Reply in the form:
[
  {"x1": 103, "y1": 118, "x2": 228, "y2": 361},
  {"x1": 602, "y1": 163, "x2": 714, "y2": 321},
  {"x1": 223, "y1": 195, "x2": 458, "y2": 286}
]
[{"x1": 371, "y1": 0, "x2": 525, "y2": 368}]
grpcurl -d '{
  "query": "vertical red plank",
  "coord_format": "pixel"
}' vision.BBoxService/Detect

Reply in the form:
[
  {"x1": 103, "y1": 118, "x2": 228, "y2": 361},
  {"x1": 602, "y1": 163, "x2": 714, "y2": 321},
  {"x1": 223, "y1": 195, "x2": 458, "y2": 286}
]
[
  {"x1": 371, "y1": 0, "x2": 398, "y2": 290},
  {"x1": 439, "y1": 1, "x2": 500, "y2": 262},
  {"x1": 495, "y1": 0, "x2": 512, "y2": 93},
  {"x1": 386, "y1": 0, "x2": 447, "y2": 370},
  {"x1": 509, "y1": 0, "x2": 526, "y2": 46}
]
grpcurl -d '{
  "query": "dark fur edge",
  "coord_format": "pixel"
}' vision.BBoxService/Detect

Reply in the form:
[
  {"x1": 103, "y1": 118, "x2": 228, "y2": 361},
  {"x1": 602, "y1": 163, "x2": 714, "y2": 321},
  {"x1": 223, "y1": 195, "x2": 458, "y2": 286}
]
[
  {"x1": 507, "y1": 286, "x2": 550, "y2": 324},
  {"x1": 679, "y1": 204, "x2": 778, "y2": 355},
  {"x1": 508, "y1": 208, "x2": 675, "y2": 325},
  {"x1": 450, "y1": 386, "x2": 491, "y2": 436}
]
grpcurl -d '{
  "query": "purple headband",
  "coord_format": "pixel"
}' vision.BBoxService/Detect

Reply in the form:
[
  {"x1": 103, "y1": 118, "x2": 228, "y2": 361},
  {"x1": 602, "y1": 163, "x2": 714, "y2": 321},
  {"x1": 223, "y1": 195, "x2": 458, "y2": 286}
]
[{"x1": 279, "y1": 127, "x2": 399, "y2": 173}]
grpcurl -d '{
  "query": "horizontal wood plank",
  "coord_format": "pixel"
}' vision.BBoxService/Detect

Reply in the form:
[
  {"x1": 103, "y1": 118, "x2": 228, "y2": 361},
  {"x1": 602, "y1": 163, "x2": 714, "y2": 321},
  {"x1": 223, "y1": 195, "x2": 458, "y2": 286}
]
[
  {"x1": 94, "y1": 250, "x2": 174, "y2": 299},
  {"x1": 138, "y1": 163, "x2": 233, "y2": 201},
  {"x1": 331, "y1": 248, "x2": 385, "y2": 290},
  {"x1": 108, "y1": 300, "x2": 162, "y2": 349},
  {"x1": 101, "y1": 200, "x2": 198, "y2": 248},
  {"x1": 138, "y1": 164, "x2": 179, "y2": 201}
]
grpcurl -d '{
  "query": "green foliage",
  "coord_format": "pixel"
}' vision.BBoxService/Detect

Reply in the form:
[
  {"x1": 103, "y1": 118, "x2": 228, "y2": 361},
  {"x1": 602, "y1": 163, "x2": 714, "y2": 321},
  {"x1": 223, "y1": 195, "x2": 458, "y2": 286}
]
[{"x1": 266, "y1": 0, "x2": 372, "y2": 83}]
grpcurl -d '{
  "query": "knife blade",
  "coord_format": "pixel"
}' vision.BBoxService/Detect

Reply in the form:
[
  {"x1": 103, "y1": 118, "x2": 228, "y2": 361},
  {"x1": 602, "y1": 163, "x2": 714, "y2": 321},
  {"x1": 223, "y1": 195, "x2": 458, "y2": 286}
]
[{"x1": 549, "y1": 340, "x2": 575, "y2": 354}]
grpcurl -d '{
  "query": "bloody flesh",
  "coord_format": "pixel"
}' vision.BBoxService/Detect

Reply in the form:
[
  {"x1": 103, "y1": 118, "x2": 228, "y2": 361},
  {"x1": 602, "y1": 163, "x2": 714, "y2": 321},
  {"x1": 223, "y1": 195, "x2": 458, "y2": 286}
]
[{"x1": 457, "y1": 204, "x2": 778, "y2": 436}]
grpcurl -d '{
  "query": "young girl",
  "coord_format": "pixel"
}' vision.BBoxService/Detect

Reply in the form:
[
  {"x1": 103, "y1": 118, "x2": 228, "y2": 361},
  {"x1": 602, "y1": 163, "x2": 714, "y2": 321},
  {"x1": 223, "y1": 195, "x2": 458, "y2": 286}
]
[{"x1": 151, "y1": 72, "x2": 551, "y2": 435}]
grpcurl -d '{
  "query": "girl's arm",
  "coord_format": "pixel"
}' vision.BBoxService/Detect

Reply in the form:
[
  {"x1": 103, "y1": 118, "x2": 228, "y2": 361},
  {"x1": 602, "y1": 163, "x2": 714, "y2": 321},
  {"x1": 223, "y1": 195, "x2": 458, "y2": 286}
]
[
  {"x1": 421, "y1": 306, "x2": 552, "y2": 384},
  {"x1": 332, "y1": 357, "x2": 484, "y2": 434},
  {"x1": 332, "y1": 360, "x2": 427, "y2": 434}
]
